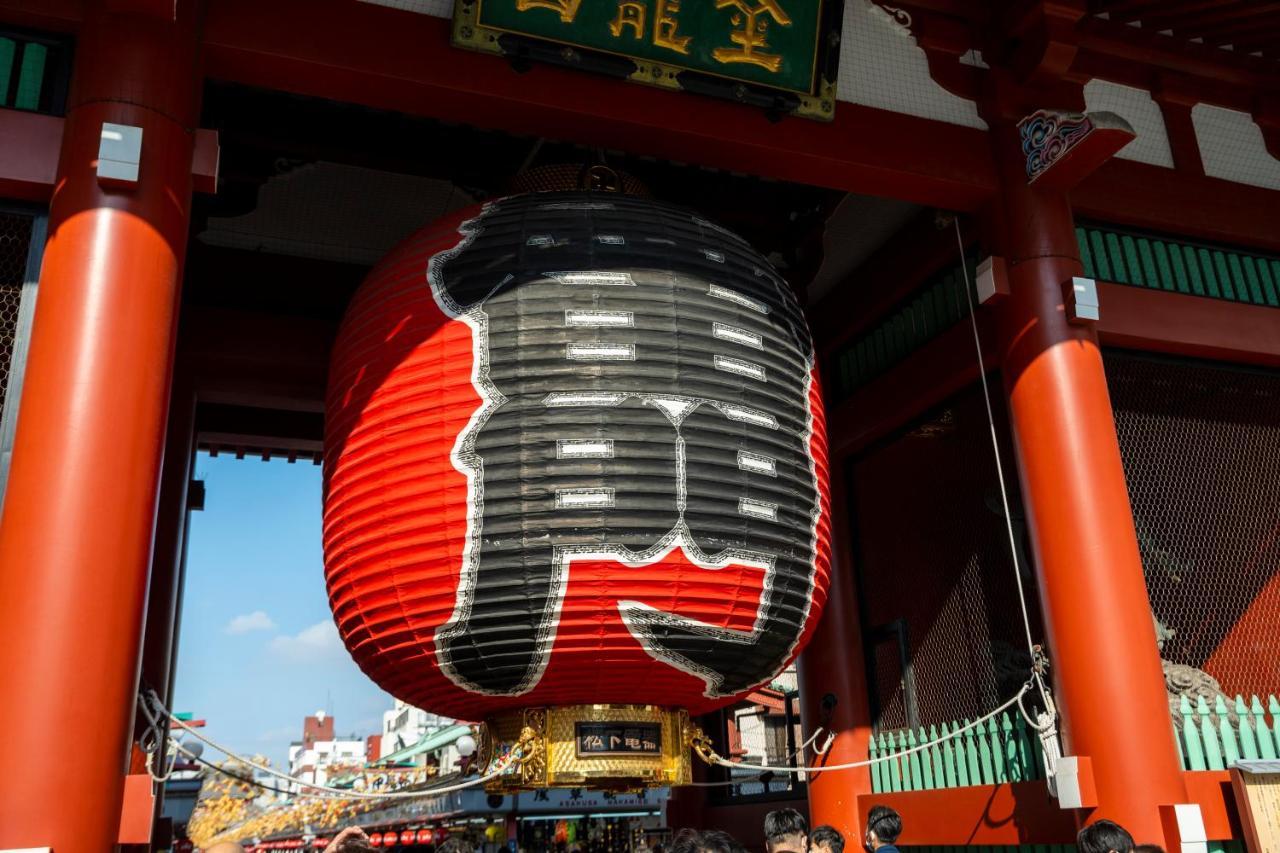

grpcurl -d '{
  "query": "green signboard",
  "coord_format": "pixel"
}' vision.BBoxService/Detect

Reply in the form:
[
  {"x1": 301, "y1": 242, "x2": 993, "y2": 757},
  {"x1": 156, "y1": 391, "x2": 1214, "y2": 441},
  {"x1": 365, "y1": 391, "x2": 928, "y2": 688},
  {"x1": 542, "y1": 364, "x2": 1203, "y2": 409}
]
[{"x1": 453, "y1": 0, "x2": 841, "y2": 120}]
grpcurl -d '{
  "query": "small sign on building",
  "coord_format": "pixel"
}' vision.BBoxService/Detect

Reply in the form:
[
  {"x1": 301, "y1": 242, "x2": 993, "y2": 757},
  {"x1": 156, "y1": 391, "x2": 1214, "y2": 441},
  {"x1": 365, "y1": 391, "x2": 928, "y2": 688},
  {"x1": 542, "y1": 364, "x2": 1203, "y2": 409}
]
[
  {"x1": 452, "y1": 0, "x2": 843, "y2": 120},
  {"x1": 1232, "y1": 759, "x2": 1280, "y2": 853}
]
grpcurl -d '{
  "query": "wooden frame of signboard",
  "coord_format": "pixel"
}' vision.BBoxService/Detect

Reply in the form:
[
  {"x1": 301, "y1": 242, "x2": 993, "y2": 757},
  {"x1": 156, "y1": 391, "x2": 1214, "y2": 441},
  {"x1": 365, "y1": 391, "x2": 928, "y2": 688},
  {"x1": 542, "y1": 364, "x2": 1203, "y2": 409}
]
[{"x1": 1230, "y1": 760, "x2": 1280, "y2": 853}]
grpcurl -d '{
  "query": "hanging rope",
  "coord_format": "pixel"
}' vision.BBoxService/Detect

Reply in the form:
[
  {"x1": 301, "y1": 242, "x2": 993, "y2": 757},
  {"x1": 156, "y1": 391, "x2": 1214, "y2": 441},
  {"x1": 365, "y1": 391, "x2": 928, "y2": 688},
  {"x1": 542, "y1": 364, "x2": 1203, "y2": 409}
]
[
  {"x1": 142, "y1": 689, "x2": 513, "y2": 800},
  {"x1": 176, "y1": 745, "x2": 352, "y2": 800},
  {"x1": 687, "y1": 725, "x2": 835, "y2": 787},
  {"x1": 694, "y1": 681, "x2": 1035, "y2": 774},
  {"x1": 951, "y1": 217, "x2": 1057, "y2": 717}
]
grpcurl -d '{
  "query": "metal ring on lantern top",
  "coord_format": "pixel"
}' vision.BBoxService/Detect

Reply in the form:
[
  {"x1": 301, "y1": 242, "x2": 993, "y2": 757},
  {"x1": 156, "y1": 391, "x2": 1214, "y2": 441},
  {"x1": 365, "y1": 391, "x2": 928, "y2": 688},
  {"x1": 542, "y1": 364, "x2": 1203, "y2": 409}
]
[{"x1": 324, "y1": 190, "x2": 831, "y2": 791}]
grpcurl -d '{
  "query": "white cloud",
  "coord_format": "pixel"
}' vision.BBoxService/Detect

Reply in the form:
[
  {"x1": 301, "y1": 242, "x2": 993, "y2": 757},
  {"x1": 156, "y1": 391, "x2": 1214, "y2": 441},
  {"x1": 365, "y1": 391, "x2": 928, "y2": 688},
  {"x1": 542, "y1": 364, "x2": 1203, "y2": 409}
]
[
  {"x1": 268, "y1": 620, "x2": 346, "y2": 663},
  {"x1": 225, "y1": 610, "x2": 277, "y2": 635}
]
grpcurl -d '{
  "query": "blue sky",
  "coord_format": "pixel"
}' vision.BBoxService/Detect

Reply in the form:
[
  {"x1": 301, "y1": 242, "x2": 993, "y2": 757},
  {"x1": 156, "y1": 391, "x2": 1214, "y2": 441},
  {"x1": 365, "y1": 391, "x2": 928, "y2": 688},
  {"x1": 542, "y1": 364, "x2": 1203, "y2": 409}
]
[{"x1": 172, "y1": 452, "x2": 393, "y2": 770}]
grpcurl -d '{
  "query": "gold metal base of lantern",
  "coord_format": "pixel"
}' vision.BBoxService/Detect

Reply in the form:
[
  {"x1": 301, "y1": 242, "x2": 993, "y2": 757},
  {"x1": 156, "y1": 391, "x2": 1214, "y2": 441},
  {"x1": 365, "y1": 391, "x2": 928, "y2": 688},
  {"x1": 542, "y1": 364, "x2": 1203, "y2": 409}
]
[{"x1": 478, "y1": 704, "x2": 697, "y2": 792}]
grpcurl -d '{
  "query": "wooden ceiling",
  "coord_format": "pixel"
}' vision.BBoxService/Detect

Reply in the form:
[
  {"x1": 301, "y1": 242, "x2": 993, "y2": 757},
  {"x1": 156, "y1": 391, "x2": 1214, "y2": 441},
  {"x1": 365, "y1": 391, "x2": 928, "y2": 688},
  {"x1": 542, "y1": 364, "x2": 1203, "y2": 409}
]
[{"x1": 1089, "y1": 1, "x2": 1280, "y2": 62}]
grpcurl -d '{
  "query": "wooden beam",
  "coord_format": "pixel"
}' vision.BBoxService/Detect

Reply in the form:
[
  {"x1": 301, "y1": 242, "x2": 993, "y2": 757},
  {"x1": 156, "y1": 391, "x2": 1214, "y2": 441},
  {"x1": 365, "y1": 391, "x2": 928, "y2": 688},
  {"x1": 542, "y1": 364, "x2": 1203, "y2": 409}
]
[
  {"x1": 182, "y1": 307, "x2": 333, "y2": 413},
  {"x1": 852, "y1": 771, "x2": 1239, "y2": 845},
  {"x1": 1073, "y1": 159, "x2": 1280, "y2": 255},
  {"x1": 0, "y1": 109, "x2": 62, "y2": 201},
  {"x1": 196, "y1": 402, "x2": 324, "y2": 455},
  {"x1": 0, "y1": 0, "x2": 82, "y2": 32},
  {"x1": 855, "y1": 782, "x2": 1078, "y2": 845},
  {"x1": 812, "y1": 209, "x2": 973, "y2": 358},
  {"x1": 200, "y1": 0, "x2": 997, "y2": 209},
  {"x1": 1075, "y1": 17, "x2": 1278, "y2": 96},
  {"x1": 827, "y1": 315, "x2": 996, "y2": 459},
  {"x1": 1096, "y1": 281, "x2": 1280, "y2": 367}
]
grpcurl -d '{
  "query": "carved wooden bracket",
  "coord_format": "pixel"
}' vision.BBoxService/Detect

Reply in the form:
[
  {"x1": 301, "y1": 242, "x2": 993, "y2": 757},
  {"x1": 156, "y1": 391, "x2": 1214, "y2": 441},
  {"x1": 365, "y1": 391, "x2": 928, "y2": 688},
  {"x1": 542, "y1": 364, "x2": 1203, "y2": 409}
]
[{"x1": 1018, "y1": 108, "x2": 1135, "y2": 190}]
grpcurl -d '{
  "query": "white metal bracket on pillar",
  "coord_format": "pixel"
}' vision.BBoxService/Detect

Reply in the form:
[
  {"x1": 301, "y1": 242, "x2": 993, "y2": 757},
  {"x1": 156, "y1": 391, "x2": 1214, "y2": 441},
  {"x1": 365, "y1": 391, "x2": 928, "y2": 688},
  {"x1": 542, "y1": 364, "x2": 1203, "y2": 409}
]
[
  {"x1": 1066, "y1": 276, "x2": 1099, "y2": 323},
  {"x1": 98, "y1": 122, "x2": 143, "y2": 187}
]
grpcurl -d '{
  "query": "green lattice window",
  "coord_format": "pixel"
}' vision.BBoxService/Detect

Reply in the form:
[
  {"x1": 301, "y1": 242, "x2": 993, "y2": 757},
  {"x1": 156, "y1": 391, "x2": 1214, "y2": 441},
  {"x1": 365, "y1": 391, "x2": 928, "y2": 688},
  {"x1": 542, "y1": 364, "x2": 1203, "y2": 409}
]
[
  {"x1": 1078, "y1": 225, "x2": 1280, "y2": 307},
  {"x1": 0, "y1": 29, "x2": 70, "y2": 115},
  {"x1": 831, "y1": 258, "x2": 977, "y2": 401}
]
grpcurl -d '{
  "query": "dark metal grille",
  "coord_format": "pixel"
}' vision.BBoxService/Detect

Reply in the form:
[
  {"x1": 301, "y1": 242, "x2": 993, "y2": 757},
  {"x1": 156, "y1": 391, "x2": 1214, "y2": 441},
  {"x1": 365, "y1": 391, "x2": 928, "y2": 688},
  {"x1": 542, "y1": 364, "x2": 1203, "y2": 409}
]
[
  {"x1": 0, "y1": 211, "x2": 34, "y2": 425},
  {"x1": 1107, "y1": 352, "x2": 1280, "y2": 697},
  {"x1": 851, "y1": 381, "x2": 1045, "y2": 731}
]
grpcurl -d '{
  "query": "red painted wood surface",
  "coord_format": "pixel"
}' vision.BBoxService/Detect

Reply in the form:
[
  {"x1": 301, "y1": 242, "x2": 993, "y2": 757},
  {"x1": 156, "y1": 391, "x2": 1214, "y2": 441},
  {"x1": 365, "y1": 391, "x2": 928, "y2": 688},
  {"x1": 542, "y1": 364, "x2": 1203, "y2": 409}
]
[
  {"x1": 1095, "y1": 281, "x2": 1280, "y2": 368},
  {"x1": 850, "y1": 770, "x2": 1240, "y2": 846},
  {"x1": 199, "y1": 0, "x2": 995, "y2": 210},
  {"x1": 0, "y1": 2, "x2": 201, "y2": 851},
  {"x1": 992, "y1": 118, "x2": 1188, "y2": 845},
  {"x1": 798, "y1": 467, "x2": 875, "y2": 843},
  {"x1": 0, "y1": 110, "x2": 62, "y2": 201}
]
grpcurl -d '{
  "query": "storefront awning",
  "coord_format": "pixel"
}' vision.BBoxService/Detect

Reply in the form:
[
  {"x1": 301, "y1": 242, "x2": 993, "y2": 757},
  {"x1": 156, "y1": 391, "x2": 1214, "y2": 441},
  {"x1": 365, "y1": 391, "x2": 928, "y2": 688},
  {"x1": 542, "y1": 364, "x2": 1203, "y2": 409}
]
[{"x1": 372, "y1": 723, "x2": 472, "y2": 767}]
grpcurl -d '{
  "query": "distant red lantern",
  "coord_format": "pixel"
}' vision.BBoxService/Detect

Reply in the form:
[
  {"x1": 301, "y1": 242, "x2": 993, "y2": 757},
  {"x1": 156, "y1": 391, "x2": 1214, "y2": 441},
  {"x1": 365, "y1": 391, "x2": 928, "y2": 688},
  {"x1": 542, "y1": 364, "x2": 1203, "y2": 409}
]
[
  {"x1": 434, "y1": 829, "x2": 450, "y2": 844},
  {"x1": 325, "y1": 192, "x2": 830, "y2": 720},
  {"x1": 417, "y1": 829, "x2": 433, "y2": 844},
  {"x1": 314, "y1": 840, "x2": 330, "y2": 849},
  {"x1": 369, "y1": 833, "x2": 383, "y2": 846},
  {"x1": 382, "y1": 834, "x2": 398, "y2": 848}
]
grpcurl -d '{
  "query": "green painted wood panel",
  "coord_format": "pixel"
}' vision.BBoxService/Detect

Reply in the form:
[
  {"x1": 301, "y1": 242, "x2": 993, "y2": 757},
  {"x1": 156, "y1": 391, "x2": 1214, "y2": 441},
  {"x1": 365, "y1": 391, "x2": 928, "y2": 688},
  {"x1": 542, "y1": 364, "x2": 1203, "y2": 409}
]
[
  {"x1": 1077, "y1": 225, "x2": 1280, "y2": 309},
  {"x1": 868, "y1": 695, "x2": 1277, "y2": 851},
  {"x1": 832, "y1": 260, "x2": 976, "y2": 400}
]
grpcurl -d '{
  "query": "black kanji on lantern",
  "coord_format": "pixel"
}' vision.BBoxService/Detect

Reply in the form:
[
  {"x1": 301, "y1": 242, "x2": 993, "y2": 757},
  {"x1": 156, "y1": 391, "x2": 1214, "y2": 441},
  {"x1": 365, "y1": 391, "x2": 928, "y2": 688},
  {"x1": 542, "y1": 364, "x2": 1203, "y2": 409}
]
[{"x1": 431, "y1": 193, "x2": 825, "y2": 700}]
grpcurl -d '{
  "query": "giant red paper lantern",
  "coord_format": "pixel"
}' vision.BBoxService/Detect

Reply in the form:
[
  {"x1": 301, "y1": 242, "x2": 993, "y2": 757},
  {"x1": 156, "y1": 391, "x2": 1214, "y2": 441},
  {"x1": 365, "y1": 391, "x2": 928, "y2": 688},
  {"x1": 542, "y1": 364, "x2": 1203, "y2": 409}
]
[{"x1": 324, "y1": 192, "x2": 831, "y2": 719}]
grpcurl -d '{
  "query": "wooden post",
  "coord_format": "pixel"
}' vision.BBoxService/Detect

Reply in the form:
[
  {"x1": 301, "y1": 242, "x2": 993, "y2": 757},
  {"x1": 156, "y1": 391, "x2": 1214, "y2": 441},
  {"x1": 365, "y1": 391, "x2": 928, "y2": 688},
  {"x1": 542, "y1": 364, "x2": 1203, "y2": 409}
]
[
  {"x1": 0, "y1": 2, "x2": 202, "y2": 850},
  {"x1": 990, "y1": 109, "x2": 1190, "y2": 844},
  {"x1": 798, "y1": 468, "x2": 875, "y2": 839}
]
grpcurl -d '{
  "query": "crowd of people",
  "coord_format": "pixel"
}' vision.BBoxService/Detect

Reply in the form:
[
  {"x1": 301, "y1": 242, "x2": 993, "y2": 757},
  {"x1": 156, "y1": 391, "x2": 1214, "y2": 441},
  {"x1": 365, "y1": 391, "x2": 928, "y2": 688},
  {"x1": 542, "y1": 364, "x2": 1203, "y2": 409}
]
[{"x1": 204, "y1": 804, "x2": 1163, "y2": 853}]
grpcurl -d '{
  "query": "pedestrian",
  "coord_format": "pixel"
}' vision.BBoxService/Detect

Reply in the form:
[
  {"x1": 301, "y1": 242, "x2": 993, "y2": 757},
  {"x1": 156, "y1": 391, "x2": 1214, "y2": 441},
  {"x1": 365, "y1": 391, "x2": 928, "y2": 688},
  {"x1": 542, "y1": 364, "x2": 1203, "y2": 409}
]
[
  {"x1": 670, "y1": 829, "x2": 747, "y2": 853},
  {"x1": 863, "y1": 806, "x2": 901, "y2": 853},
  {"x1": 764, "y1": 809, "x2": 808, "y2": 853},
  {"x1": 1077, "y1": 821, "x2": 1135, "y2": 853},
  {"x1": 440, "y1": 837, "x2": 473, "y2": 853},
  {"x1": 809, "y1": 826, "x2": 844, "y2": 853}
]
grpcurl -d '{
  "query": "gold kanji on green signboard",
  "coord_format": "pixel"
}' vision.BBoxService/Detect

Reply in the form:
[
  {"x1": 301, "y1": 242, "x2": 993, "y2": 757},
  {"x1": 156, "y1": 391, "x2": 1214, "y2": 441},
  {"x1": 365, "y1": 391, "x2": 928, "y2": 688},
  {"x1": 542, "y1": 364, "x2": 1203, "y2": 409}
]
[
  {"x1": 453, "y1": 0, "x2": 837, "y2": 120},
  {"x1": 711, "y1": 0, "x2": 792, "y2": 72}
]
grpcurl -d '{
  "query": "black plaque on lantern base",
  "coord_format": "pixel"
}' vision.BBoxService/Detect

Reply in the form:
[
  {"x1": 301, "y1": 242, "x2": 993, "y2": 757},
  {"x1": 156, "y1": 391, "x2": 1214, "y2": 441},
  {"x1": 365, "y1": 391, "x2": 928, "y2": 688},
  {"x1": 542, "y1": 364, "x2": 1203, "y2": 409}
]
[{"x1": 480, "y1": 705, "x2": 693, "y2": 792}]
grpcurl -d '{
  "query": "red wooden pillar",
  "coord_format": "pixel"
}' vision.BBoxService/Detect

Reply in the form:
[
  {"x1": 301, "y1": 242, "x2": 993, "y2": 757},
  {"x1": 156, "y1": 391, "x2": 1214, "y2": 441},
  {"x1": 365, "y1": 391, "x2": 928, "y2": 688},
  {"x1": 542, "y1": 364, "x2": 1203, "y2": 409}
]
[
  {"x1": 0, "y1": 3, "x2": 201, "y2": 851},
  {"x1": 992, "y1": 124, "x2": 1188, "y2": 844},
  {"x1": 140, "y1": 373, "x2": 197, "y2": 711},
  {"x1": 798, "y1": 468, "x2": 874, "y2": 840}
]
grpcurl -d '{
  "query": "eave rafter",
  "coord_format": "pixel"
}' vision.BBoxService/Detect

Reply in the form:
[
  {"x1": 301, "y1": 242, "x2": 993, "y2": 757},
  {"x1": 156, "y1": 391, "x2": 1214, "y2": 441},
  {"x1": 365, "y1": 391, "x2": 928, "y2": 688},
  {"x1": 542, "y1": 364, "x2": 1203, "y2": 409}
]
[{"x1": 1087, "y1": 0, "x2": 1280, "y2": 65}]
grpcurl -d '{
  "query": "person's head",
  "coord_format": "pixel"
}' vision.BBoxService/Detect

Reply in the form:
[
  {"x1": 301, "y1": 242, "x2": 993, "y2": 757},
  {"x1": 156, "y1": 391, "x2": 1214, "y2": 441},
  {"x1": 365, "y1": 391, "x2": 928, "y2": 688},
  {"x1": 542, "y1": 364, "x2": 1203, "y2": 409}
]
[
  {"x1": 764, "y1": 809, "x2": 808, "y2": 853},
  {"x1": 670, "y1": 829, "x2": 747, "y2": 853},
  {"x1": 810, "y1": 826, "x2": 845, "y2": 853},
  {"x1": 864, "y1": 806, "x2": 901, "y2": 851},
  {"x1": 1077, "y1": 821, "x2": 1135, "y2": 853}
]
